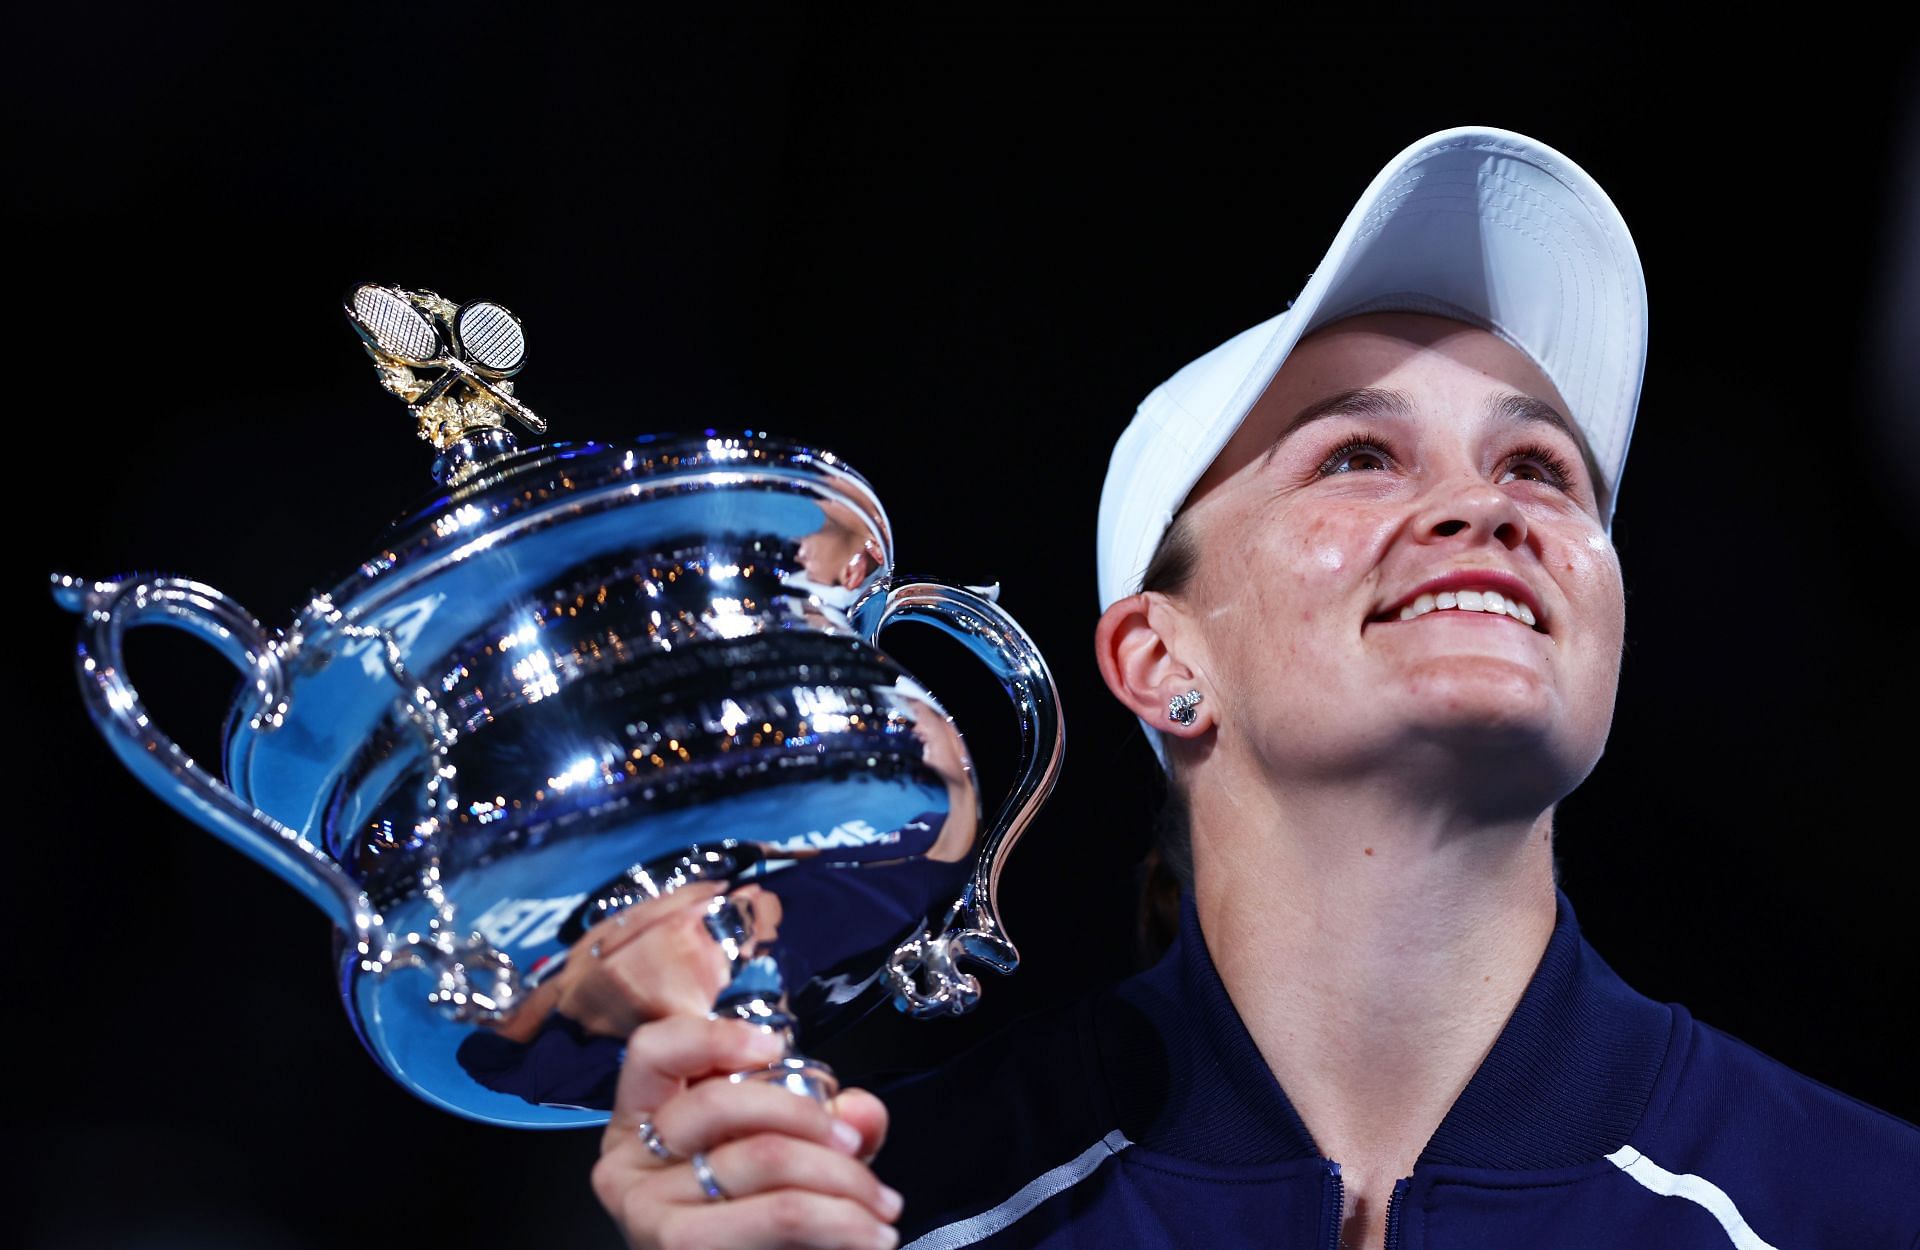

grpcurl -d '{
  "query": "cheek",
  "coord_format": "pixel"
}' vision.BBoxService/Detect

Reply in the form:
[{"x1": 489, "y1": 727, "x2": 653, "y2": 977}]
[
  {"x1": 1554, "y1": 534, "x2": 1627, "y2": 688},
  {"x1": 1300, "y1": 512, "x2": 1359, "y2": 581},
  {"x1": 1204, "y1": 507, "x2": 1385, "y2": 671},
  {"x1": 1286, "y1": 506, "x2": 1391, "y2": 598},
  {"x1": 1566, "y1": 539, "x2": 1626, "y2": 633},
  {"x1": 1279, "y1": 508, "x2": 1385, "y2": 608}
]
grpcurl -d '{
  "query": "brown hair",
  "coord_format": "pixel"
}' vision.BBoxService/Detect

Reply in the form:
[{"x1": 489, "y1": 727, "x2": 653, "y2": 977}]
[{"x1": 1134, "y1": 510, "x2": 1200, "y2": 964}]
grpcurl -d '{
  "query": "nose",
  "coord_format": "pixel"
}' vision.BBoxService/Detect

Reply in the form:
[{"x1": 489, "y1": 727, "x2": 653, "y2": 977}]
[{"x1": 1414, "y1": 472, "x2": 1529, "y2": 551}]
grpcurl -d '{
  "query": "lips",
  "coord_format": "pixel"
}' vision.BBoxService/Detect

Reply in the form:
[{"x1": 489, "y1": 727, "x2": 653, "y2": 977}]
[{"x1": 1369, "y1": 568, "x2": 1548, "y2": 633}]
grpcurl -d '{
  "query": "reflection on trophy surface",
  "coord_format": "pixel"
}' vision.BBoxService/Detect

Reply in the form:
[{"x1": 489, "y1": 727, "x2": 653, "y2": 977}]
[{"x1": 53, "y1": 283, "x2": 1063, "y2": 1127}]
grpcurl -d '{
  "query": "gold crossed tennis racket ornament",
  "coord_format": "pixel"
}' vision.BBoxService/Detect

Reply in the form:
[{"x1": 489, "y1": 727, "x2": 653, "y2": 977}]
[{"x1": 344, "y1": 283, "x2": 545, "y2": 452}]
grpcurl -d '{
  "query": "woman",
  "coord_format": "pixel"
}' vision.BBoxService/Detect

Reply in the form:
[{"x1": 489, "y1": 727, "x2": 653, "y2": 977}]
[{"x1": 589, "y1": 127, "x2": 1920, "y2": 1249}]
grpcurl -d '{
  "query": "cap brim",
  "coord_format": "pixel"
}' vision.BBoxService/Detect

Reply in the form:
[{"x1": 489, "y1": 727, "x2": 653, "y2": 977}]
[{"x1": 1103, "y1": 124, "x2": 1647, "y2": 615}]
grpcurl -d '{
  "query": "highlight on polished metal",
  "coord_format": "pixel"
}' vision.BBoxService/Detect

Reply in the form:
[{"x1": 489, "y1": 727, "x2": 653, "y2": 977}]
[
  {"x1": 344, "y1": 282, "x2": 545, "y2": 475},
  {"x1": 52, "y1": 315, "x2": 1065, "y2": 1129}
]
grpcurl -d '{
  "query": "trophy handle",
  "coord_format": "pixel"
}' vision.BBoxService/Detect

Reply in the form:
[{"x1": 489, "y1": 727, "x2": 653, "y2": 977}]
[
  {"x1": 856, "y1": 578, "x2": 1065, "y2": 1017},
  {"x1": 50, "y1": 573, "x2": 382, "y2": 950}
]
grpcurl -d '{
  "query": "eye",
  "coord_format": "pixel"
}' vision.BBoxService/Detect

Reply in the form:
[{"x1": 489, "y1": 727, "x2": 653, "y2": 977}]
[
  {"x1": 1317, "y1": 430, "x2": 1397, "y2": 476},
  {"x1": 1498, "y1": 442, "x2": 1578, "y2": 491}
]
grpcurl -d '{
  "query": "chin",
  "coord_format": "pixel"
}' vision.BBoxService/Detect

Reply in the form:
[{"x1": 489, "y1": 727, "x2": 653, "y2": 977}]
[
  {"x1": 1394, "y1": 654, "x2": 1558, "y2": 718},
  {"x1": 1393, "y1": 667, "x2": 1590, "y2": 775}
]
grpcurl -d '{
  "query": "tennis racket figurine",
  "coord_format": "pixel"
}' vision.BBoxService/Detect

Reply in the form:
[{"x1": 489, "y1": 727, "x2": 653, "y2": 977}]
[{"x1": 345, "y1": 282, "x2": 545, "y2": 480}]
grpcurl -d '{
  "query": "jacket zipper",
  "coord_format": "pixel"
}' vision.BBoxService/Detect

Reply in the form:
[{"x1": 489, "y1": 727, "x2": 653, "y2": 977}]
[
  {"x1": 1384, "y1": 1176, "x2": 1410, "y2": 1249},
  {"x1": 1320, "y1": 1160, "x2": 1345, "y2": 1250}
]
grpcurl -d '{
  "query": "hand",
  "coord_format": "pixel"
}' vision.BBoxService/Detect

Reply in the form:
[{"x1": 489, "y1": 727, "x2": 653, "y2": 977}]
[{"x1": 593, "y1": 1014, "x2": 901, "y2": 1250}]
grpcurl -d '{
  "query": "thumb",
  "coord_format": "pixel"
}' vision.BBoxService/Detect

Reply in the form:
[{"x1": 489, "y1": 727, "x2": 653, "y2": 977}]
[{"x1": 829, "y1": 1086, "x2": 891, "y2": 1165}]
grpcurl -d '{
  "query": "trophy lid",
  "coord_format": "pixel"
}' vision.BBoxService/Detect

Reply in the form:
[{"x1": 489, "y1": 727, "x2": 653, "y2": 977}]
[{"x1": 325, "y1": 281, "x2": 893, "y2": 626}]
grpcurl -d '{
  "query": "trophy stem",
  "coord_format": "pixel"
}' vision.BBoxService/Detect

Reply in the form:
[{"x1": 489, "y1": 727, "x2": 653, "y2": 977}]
[{"x1": 703, "y1": 892, "x2": 840, "y2": 1104}]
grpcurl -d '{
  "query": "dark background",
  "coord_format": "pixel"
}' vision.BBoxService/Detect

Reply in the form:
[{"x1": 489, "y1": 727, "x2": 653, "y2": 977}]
[{"x1": 14, "y1": 11, "x2": 1917, "y2": 1247}]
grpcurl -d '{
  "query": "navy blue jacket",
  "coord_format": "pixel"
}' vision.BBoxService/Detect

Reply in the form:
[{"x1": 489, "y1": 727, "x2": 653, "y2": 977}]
[{"x1": 871, "y1": 889, "x2": 1919, "y2": 1248}]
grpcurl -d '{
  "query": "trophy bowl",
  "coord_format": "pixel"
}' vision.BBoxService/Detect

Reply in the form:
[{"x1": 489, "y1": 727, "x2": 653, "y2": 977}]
[{"x1": 53, "y1": 286, "x2": 1063, "y2": 1129}]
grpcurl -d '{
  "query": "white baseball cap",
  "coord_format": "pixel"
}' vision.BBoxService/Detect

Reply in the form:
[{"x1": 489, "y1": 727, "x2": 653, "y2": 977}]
[{"x1": 1096, "y1": 124, "x2": 1648, "y2": 770}]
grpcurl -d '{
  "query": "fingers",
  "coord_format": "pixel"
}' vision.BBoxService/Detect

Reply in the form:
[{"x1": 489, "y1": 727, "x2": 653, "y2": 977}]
[
  {"x1": 605, "y1": 1016, "x2": 787, "y2": 1146},
  {"x1": 595, "y1": 1100, "x2": 905, "y2": 1250},
  {"x1": 596, "y1": 1014, "x2": 903, "y2": 1250},
  {"x1": 668, "y1": 1133, "x2": 903, "y2": 1222},
  {"x1": 647, "y1": 1190, "x2": 899, "y2": 1250},
  {"x1": 653, "y1": 1075, "x2": 864, "y2": 1161}
]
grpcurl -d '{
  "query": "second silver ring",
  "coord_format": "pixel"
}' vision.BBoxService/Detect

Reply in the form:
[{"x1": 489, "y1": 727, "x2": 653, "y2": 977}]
[{"x1": 690, "y1": 1150, "x2": 729, "y2": 1202}]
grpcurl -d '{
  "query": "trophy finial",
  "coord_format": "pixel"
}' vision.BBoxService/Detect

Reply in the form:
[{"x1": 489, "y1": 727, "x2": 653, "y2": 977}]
[{"x1": 345, "y1": 283, "x2": 546, "y2": 481}]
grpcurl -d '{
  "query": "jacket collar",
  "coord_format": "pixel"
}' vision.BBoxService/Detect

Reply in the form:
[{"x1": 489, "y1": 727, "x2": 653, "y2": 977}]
[{"x1": 1094, "y1": 886, "x2": 1673, "y2": 1170}]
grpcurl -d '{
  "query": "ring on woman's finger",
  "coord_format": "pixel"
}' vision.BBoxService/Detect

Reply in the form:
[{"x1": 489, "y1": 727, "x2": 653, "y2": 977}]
[
  {"x1": 690, "y1": 1151, "x2": 729, "y2": 1202},
  {"x1": 637, "y1": 1117, "x2": 677, "y2": 1161}
]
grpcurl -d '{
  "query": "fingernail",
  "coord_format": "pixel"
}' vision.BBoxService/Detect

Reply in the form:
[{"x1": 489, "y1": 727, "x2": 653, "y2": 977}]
[
  {"x1": 878, "y1": 1185, "x2": 904, "y2": 1220},
  {"x1": 742, "y1": 1028, "x2": 785, "y2": 1062},
  {"x1": 830, "y1": 1118, "x2": 863, "y2": 1154},
  {"x1": 873, "y1": 1225, "x2": 899, "y2": 1250}
]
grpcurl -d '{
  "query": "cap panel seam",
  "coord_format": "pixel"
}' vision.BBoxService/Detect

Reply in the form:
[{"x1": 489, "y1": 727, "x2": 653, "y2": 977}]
[
  {"x1": 1472, "y1": 144, "x2": 1644, "y2": 515},
  {"x1": 1349, "y1": 158, "x2": 1624, "y2": 512},
  {"x1": 1490, "y1": 164, "x2": 1610, "y2": 485}
]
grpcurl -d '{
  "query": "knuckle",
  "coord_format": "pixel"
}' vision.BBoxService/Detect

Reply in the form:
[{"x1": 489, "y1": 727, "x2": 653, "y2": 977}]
[
  {"x1": 765, "y1": 1189, "x2": 810, "y2": 1231},
  {"x1": 740, "y1": 1132, "x2": 788, "y2": 1176}
]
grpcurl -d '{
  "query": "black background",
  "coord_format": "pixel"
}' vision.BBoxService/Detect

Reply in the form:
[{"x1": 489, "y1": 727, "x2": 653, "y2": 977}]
[{"x1": 15, "y1": 11, "x2": 1918, "y2": 1247}]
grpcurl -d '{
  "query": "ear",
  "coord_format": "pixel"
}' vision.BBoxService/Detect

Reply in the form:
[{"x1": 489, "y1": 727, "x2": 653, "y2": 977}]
[
  {"x1": 838, "y1": 538, "x2": 883, "y2": 591},
  {"x1": 1093, "y1": 591, "x2": 1212, "y2": 739}
]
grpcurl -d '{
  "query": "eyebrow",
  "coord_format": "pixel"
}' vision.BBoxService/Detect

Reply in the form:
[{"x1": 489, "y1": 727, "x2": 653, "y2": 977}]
[{"x1": 1260, "y1": 386, "x2": 1582, "y2": 465}]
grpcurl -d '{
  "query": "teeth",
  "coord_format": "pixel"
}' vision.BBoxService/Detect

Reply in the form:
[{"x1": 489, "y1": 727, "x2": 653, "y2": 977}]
[{"x1": 1393, "y1": 587, "x2": 1541, "y2": 629}]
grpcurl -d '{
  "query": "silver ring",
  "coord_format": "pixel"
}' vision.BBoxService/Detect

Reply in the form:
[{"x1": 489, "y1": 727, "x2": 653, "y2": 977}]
[
  {"x1": 637, "y1": 1117, "x2": 676, "y2": 1161},
  {"x1": 690, "y1": 1151, "x2": 728, "y2": 1201}
]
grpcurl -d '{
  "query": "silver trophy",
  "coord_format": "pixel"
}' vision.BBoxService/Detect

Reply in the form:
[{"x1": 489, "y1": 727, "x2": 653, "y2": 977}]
[{"x1": 52, "y1": 284, "x2": 1063, "y2": 1127}]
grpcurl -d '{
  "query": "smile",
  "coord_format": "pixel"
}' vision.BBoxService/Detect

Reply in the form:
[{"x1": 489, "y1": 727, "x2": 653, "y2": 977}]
[{"x1": 1392, "y1": 590, "x2": 1538, "y2": 630}]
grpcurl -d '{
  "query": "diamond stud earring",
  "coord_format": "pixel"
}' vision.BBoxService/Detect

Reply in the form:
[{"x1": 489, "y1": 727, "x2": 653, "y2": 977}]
[{"x1": 1168, "y1": 690, "x2": 1203, "y2": 727}]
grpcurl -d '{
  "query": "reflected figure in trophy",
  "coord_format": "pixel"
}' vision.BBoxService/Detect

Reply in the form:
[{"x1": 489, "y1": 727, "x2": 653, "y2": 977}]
[{"x1": 794, "y1": 496, "x2": 886, "y2": 599}]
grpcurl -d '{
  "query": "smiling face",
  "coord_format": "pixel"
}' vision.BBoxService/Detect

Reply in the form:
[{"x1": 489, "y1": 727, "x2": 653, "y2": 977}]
[{"x1": 1155, "y1": 311, "x2": 1626, "y2": 810}]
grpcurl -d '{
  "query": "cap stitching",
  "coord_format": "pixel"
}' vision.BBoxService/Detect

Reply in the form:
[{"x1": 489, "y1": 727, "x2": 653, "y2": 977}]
[
  {"x1": 1361, "y1": 158, "x2": 1621, "y2": 514},
  {"x1": 1476, "y1": 145, "x2": 1642, "y2": 519},
  {"x1": 1488, "y1": 163, "x2": 1619, "y2": 512}
]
